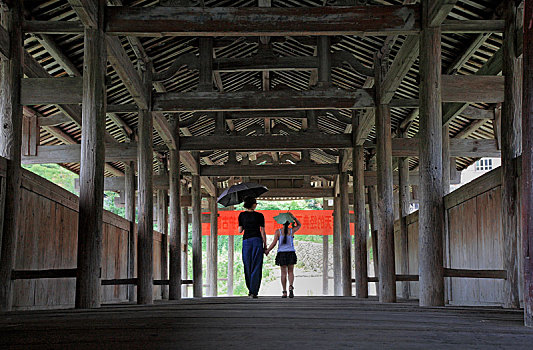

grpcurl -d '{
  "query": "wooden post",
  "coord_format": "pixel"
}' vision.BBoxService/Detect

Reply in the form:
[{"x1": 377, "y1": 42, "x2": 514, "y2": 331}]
[
  {"x1": 339, "y1": 169, "x2": 352, "y2": 296},
  {"x1": 522, "y1": 0, "x2": 533, "y2": 327},
  {"x1": 442, "y1": 125, "x2": 451, "y2": 195},
  {"x1": 191, "y1": 161, "x2": 203, "y2": 298},
  {"x1": 418, "y1": 0, "x2": 444, "y2": 307},
  {"x1": 368, "y1": 182, "x2": 379, "y2": 280},
  {"x1": 333, "y1": 195, "x2": 342, "y2": 296},
  {"x1": 317, "y1": 36, "x2": 331, "y2": 88},
  {"x1": 502, "y1": 0, "x2": 521, "y2": 309},
  {"x1": 0, "y1": 0, "x2": 23, "y2": 311},
  {"x1": 374, "y1": 52, "x2": 396, "y2": 303},
  {"x1": 169, "y1": 118, "x2": 181, "y2": 300},
  {"x1": 124, "y1": 161, "x2": 136, "y2": 302},
  {"x1": 158, "y1": 184, "x2": 169, "y2": 300},
  {"x1": 75, "y1": 0, "x2": 106, "y2": 309},
  {"x1": 180, "y1": 199, "x2": 189, "y2": 297},
  {"x1": 198, "y1": 37, "x2": 213, "y2": 92},
  {"x1": 137, "y1": 62, "x2": 154, "y2": 305},
  {"x1": 398, "y1": 130, "x2": 410, "y2": 300},
  {"x1": 208, "y1": 196, "x2": 218, "y2": 297},
  {"x1": 353, "y1": 114, "x2": 368, "y2": 298}
]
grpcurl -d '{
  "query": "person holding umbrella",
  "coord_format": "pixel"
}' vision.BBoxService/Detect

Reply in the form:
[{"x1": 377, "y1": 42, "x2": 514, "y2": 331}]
[
  {"x1": 265, "y1": 212, "x2": 301, "y2": 298},
  {"x1": 238, "y1": 196, "x2": 267, "y2": 298}
]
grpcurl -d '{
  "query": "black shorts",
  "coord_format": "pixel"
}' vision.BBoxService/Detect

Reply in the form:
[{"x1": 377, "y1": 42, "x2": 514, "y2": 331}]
[{"x1": 275, "y1": 251, "x2": 297, "y2": 266}]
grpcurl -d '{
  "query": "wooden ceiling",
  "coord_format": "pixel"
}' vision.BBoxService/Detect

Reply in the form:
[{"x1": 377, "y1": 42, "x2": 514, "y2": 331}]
[{"x1": 22, "y1": 0, "x2": 505, "y2": 179}]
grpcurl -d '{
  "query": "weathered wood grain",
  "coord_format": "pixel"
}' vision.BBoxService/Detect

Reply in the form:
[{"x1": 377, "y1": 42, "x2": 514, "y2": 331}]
[
  {"x1": 0, "y1": 0, "x2": 23, "y2": 312},
  {"x1": 168, "y1": 118, "x2": 181, "y2": 300},
  {"x1": 418, "y1": 0, "x2": 444, "y2": 307},
  {"x1": 21, "y1": 77, "x2": 82, "y2": 105},
  {"x1": 191, "y1": 172, "x2": 202, "y2": 298},
  {"x1": 105, "y1": 5, "x2": 420, "y2": 37}
]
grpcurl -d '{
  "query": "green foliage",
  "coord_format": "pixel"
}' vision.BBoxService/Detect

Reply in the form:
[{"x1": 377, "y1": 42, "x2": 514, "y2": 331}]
[{"x1": 23, "y1": 164, "x2": 79, "y2": 194}]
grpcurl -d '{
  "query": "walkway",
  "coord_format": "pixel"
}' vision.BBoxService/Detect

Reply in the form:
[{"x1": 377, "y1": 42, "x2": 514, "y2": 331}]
[{"x1": 1, "y1": 297, "x2": 532, "y2": 349}]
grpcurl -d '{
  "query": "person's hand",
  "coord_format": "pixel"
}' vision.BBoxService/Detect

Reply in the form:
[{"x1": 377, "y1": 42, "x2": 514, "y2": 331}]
[{"x1": 264, "y1": 248, "x2": 269, "y2": 256}]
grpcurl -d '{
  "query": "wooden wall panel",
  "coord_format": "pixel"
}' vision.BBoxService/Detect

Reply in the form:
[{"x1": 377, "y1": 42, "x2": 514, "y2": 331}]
[{"x1": 10, "y1": 168, "x2": 161, "y2": 310}]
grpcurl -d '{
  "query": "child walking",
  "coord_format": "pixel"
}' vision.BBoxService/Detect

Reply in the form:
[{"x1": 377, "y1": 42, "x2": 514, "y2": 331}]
[{"x1": 266, "y1": 213, "x2": 301, "y2": 298}]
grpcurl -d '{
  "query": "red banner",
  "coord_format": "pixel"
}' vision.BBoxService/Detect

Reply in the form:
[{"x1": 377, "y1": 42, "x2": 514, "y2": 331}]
[{"x1": 202, "y1": 210, "x2": 354, "y2": 236}]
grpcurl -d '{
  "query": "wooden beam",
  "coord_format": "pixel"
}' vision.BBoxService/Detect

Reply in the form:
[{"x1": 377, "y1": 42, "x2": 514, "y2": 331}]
[
  {"x1": 180, "y1": 134, "x2": 352, "y2": 151},
  {"x1": 440, "y1": 19, "x2": 504, "y2": 33},
  {"x1": 21, "y1": 77, "x2": 83, "y2": 105},
  {"x1": 418, "y1": 0, "x2": 444, "y2": 307},
  {"x1": 201, "y1": 164, "x2": 339, "y2": 177},
  {"x1": 75, "y1": 0, "x2": 106, "y2": 309},
  {"x1": 105, "y1": 5, "x2": 420, "y2": 37},
  {"x1": 153, "y1": 89, "x2": 374, "y2": 112},
  {"x1": 38, "y1": 113, "x2": 72, "y2": 127},
  {"x1": 502, "y1": 1, "x2": 521, "y2": 309},
  {"x1": 441, "y1": 75, "x2": 504, "y2": 103},
  {"x1": 21, "y1": 143, "x2": 138, "y2": 164},
  {"x1": 428, "y1": 0, "x2": 459, "y2": 27},
  {"x1": 68, "y1": 0, "x2": 97, "y2": 28},
  {"x1": 106, "y1": 104, "x2": 137, "y2": 113},
  {"x1": 0, "y1": 0, "x2": 23, "y2": 312},
  {"x1": 522, "y1": 0, "x2": 533, "y2": 327},
  {"x1": 365, "y1": 138, "x2": 500, "y2": 158},
  {"x1": 23, "y1": 20, "x2": 84, "y2": 34},
  {"x1": 226, "y1": 111, "x2": 307, "y2": 120},
  {"x1": 32, "y1": 34, "x2": 81, "y2": 76}
]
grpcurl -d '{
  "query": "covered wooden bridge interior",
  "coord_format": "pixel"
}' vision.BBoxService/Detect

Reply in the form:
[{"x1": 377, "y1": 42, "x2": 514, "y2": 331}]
[{"x1": 1, "y1": 0, "x2": 533, "y2": 347}]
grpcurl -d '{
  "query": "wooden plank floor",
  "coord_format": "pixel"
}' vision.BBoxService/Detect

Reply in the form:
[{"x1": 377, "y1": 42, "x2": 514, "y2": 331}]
[{"x1": 1, "y1": 297, "x2": 533, "y2": 349}]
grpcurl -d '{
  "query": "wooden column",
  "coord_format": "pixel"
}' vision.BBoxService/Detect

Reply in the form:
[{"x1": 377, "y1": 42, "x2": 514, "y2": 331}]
[
  {"x1": 353, "y1": 114, "x2": 368, "y2": 298},
  {"x1": 339, "y1": 169, "x2": 352, "y2": 296},
  {"x1": 398, "y1": 130, "x2": 410, "y2": 300},
  {"x1": 0, "y1": 0, "x2": 23, "y2": 311},
  {"x1": 522, "y1": 0, "x2": 533, "y2": 327},
  {"x1": 418, "y1": 0, "x2": 444, "y2": 307},
  {"x1": 317, "y1": 36, "x2": 331, "y2": 88},
  {"x1": 137, "y1": 62, "x2": 154, "y2": 305},
  {"x1": 169, "y1": 118, "x2": 181, "y2": 300},
  {"x1": 333, "y1": 195, "x2": 342, "y2": 296},
  {"x1": 75, "y1": 0, "x2": 106, "y2": 309},
  {"x1": 502, "y1": 0, "x2": 521, "y2": 309},
  {"x1": 442, "y1": 125, "x2": 451, "y2": 195},
  {"x1": 191, "y1": 162, "x2": 203, "y2": 298},
  {"x1": 368, "y1": 180, "x2": 379, "y2": 280},
  {"x1": 198, "y1": 37, "x2": 213, "y2": 92},
  {"x1": 158, "y1": 185, "x2": 169, "y2": 300},
  {"x1": 374, "y1": 53, "x2": 396, "y2": 303},
  {"x1": 208, "y1": 196, "x2": 218, "y2": 296},
  {"x1": 124, "y1": 161, "x2": 136, "y2": 302},
  {"x1": 180, "y1": 201, "x2": 189, "y2": 297}
]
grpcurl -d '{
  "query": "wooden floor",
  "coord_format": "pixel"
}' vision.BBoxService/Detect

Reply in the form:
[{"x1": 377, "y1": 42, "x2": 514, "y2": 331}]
[{"x1": 1, "y1": 297, "x2": 533, "y2": 349}]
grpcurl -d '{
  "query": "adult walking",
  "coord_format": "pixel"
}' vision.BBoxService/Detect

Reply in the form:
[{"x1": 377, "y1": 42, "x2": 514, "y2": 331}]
[{"x1": 238, "y1": 196, "x2": 267, "y2": 298}]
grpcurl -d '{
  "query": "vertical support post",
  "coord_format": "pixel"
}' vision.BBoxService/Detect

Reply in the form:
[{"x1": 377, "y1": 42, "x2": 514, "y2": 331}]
[
  {"x1": 374, "y1": 53, "x2": 396, "y2": 303},
  {"x1": 368, "y1": 177, "x2": 379, "y2": 280},
  {"x1": 157, "y1": 170, "x2": 169, "y2": 300},
  {"x1": 208, "y1": 196, "x2": 218, "y2": 297},
  {"x1": 137, "y1": 61, "x2": 154, "y2": 305},
  {"x1": 333, "y1": 195, "x2": 342, "y2": 296},
  {"x1": 198, "y1": 38, "x2": 213, "y2": 92},
  {"x1": 419, "y1": 0, "x2": 444, "y2": 307},
  {"x1": 75, "y1": 0, "x2": 106, "y2": 309},
  {"x1": 398, "y1": 130, "x2": 410, "y2": 300},
  {"x1": 169, "y1": 118, "x2": 181, "y2": 300},
  {"x1": 317, "y1": 36, "x2": 331, "y2": 88},
  {"x1": 522, "y1": 0, "x2": 533, "y2": 326},
  {"x1": 0, "y1": 0, "x2": 23, "y2": 311},
  {"x1": 442, "y1": 125, "x2": 451, "y2": 195},
  {"x1": 191, "y1": 159, "x2": 203, "y2": 298},
  {"x1": 339, "y1": 169, "x2": 352, "y2": 296},
  {"x1": 180, "y1": 198, "x2": 189, "y2": 297},
  {"x1": 502, "y1": 0, "x2": 522, "y2": 309},
  {"x1": 353, "y1": 113, "x2": 368, "y2": 298},
  {"x1": 228, "y1": 234, "x2": 235, "y2": 296},
  {"x1": 124, "y1": 161, "x2": 136, "y2": 302}
]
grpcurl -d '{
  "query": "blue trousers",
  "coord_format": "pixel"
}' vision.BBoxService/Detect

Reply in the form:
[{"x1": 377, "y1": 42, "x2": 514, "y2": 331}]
[{"x1": 242, "y1": 237, "x2": 264, "y2": 295}]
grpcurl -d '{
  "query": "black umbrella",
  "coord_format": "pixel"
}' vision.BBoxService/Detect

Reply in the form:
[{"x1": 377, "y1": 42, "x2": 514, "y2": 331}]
[{"x1": 217, "y1": 182, "x2": 269, "y2": 207}]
